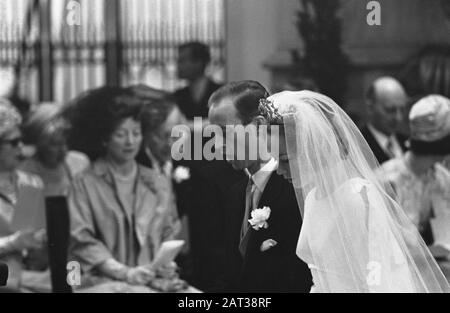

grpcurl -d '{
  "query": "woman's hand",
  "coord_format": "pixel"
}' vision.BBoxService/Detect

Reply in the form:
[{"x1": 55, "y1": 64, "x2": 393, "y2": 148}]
[
  {"x1": 11, "y1": 229, "x2": 46, "y2": 251},
  {"x1": 156, "y1": 261, "x2": 178, "y2": 279},
  {"x1": 125, "y1": 266, "x2": 156, "y2": 285}
]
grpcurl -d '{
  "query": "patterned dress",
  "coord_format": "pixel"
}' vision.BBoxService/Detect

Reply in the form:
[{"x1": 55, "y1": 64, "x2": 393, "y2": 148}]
[{"x1": 378, "y1": 154, "x2": 450, "y2": 240}]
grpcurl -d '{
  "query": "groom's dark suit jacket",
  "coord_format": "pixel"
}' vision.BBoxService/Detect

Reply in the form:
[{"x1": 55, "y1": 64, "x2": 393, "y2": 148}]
[{"x1": 225, "y1": 172, "x2": 312, "y2": 293}]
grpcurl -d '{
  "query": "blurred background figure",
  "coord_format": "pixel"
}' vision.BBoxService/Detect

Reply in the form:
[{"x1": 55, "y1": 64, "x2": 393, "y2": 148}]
[
  {"x1": 174, "y1": 42, "x2": 222, "y2": 122},
  {"x1": 67, "y1": 87, "x2": 181, "y2": 292},
  {"x1": 133, "y1": 87, "x2": 186, "y2": 173},
  {"x1": 136, "y1": 91, "x2": 191, "y2": 217},
  {"x1": 0, "y1": 99, "x2": 48, "y2": 292},
  {"x1": 360, "y1": 77, "x2": 409, "y2": 165},
  {"x1": 379, "y1": 95, "x2": 450, "y2": 244},
  {"x1": 20, "y1": 104, "x2": 89, "y2": 197},
  {"x1": 134, "y1": 90, "x2": 193, "y2": 281}
]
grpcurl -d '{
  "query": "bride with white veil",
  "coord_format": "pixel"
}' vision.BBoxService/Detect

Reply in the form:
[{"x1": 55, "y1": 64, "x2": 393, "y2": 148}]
[{"x1": 260, "y1": 90, "x2": 450, "y2": 293}]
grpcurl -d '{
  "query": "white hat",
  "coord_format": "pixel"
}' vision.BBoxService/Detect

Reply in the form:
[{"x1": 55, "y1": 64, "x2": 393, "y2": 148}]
[{"x1": 409, "y1": 95, "x2": 450, "y2": 142}]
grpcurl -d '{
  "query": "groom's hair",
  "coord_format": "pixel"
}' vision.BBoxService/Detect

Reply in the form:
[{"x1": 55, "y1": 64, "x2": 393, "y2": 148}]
[{"x1": 209, "y1": 80, "x2": 270, "y2": 125}]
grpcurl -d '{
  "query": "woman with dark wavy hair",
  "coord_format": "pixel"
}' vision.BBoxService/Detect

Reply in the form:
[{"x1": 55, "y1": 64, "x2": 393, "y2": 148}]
[{"x1": 67, "y1": 87, "x2": 181, "y2": 292}]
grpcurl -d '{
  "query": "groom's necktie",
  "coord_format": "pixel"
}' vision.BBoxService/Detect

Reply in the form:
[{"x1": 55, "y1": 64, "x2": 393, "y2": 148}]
[{"x1": 240, "y1": 176, "x2": 256, "y2": 241}]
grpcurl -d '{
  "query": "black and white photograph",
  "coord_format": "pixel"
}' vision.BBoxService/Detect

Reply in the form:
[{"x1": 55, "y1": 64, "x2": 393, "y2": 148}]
[{"x1": 0, "y1": 0, "x2": 450, "y2": 303}]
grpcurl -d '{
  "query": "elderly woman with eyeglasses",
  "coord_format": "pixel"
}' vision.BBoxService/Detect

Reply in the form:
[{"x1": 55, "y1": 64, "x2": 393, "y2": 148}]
[
  {"x1": 20, "y1": 103, "x2": 89, "y2": 197},
  {"x1": 0, "y1": 99, "x2": 48, "y2": 292}
]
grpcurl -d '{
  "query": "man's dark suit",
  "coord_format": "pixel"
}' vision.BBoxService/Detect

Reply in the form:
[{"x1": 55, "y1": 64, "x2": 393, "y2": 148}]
[
  {"x1": 360, "y1": 126, "x2": 408, "y2": 165},
  {"x1": 191, "y1": 160, "x2": 245, "y2": 292},
  {"x1": 173, "y1": 78, "x2": 222, "y2": 120},
  {"x1": 225, "y1": 172, "x2": 312, "y2": 293}
]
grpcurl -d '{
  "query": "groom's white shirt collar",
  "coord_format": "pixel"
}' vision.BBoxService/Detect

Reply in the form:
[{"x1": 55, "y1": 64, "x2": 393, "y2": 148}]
[{"x1": 245, "y1": 157, "x2": 278, "y2": 193}]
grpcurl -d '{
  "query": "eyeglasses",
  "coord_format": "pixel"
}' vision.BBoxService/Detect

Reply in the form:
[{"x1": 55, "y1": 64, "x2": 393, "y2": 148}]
[{"x1": 0, "y1": 137, "x2": 23, "y2": 147}]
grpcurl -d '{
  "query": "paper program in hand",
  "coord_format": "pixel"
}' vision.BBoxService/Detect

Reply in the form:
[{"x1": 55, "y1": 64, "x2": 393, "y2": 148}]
[{"x1": 151, "y1": 240, "x2": 185, "y2": 270}]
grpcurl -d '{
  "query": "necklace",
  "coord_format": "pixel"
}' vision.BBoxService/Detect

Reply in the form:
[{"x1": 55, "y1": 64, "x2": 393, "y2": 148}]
[{"x1": 107, "y1": 160, "x2": 137, "y2": 182}]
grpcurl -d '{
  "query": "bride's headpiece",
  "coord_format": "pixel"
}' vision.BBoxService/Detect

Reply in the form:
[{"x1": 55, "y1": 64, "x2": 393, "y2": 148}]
[{"x1": 258, "y1": 98, "x2": 283, "y2": 124}]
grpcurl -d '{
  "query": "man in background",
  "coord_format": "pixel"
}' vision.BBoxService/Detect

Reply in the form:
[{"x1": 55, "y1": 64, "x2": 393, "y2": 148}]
[
  {"x1": 378, "y1": 95, "x2": 450, "y2": 246},
  {"x1": 361, "y1": 76, "x2": 409, "y2": 165},
  {"x1": 174, "y1": 42, "x2": 222, "y2": 121}
]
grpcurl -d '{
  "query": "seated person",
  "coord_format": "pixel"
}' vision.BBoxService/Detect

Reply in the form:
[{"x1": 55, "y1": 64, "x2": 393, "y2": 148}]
[
  {"x1": 378, "y1": 95, "x2": 450, "y2": 244},
  {"x1": 21, "y1": 103, "x2": 89, "y2": 197},
  {"x1": 136, "y1": 92, "x2": 193, "y2": 214},
  {"x1": 135, "y1": 94, "x2": 193, "y2": 279},
  {"x1": 0, "y1": 99, "x2": 48, "y2": 292},
  {"x1": 67, "y1": 87, "x2": 182, "y2": 292}
]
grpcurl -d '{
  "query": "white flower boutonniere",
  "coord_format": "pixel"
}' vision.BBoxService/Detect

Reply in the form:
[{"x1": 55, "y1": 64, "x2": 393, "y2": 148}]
[
  {"x1": 248, "y1": 206, "x2": 271, "y2": 230},
  {"x1": 173, "y1": 166, "x2": 190, "y2": 183}
]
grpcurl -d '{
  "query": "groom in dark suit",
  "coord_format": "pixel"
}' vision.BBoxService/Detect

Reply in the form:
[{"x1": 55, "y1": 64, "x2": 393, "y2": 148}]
[{"x1": 208, "y1": 81, "x2": 312, "y2": 292}]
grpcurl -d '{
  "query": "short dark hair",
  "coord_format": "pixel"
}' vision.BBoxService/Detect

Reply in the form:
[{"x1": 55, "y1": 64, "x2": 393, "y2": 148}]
[
  {"x1": 140, "y1": 96, "x2": 177, "y2": 135},
  {"x1": 64, "y1": 86, "x2": 143, "y2": 161},
  {"x1": 209, "y1": 80, "x2": 270, "y2": 125},
  {"x1": 179, "y1": 42, "x2": 211, "y2": 66}
]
